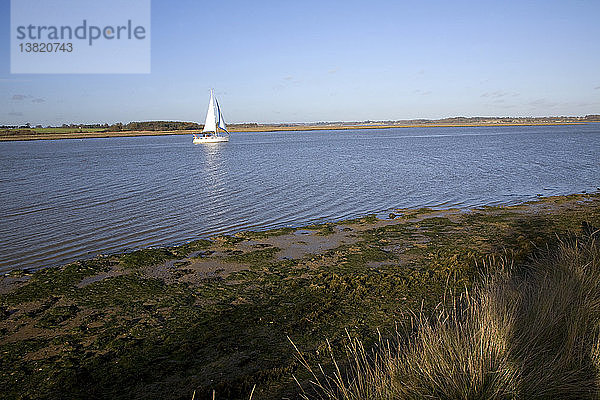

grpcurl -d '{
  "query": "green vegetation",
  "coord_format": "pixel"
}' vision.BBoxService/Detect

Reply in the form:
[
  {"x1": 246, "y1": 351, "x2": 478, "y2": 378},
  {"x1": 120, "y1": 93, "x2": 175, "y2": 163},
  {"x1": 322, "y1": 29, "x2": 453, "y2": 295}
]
[
  {"x1": 119, "y1": 248, "x2": 174, "y2": 270},
  {"x1": 1, "y1": 193, "x2": 599, "y2": 399},
  {"x1": 224, "y1": 247, "x2": 281, "y2": 264},
  {"x1": 119, "y1": 239, "x2": 212, "y2": 269}
]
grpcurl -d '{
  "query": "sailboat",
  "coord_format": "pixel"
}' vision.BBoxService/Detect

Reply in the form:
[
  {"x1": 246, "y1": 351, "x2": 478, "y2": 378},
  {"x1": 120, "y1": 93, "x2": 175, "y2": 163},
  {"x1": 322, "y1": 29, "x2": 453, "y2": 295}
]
[{"x1": 193, "y1": 89, "x2": 230, "y2": 143}]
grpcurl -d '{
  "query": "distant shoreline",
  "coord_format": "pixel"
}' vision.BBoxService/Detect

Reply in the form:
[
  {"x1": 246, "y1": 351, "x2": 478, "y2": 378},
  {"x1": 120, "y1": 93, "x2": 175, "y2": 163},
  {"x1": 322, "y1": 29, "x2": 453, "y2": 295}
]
[{"x1": 0, "y1": 121, "x2": 589, "y2": 142}]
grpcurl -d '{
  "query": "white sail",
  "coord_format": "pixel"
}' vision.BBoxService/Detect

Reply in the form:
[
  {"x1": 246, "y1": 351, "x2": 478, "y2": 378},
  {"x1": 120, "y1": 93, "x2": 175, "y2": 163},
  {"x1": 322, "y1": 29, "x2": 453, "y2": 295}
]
[
  {"x1": 216, "y1": 99, "x2": 228, "y2": 133},
  {"x1": 202, "y1": 90, "x2": 217, "y2": 133}
]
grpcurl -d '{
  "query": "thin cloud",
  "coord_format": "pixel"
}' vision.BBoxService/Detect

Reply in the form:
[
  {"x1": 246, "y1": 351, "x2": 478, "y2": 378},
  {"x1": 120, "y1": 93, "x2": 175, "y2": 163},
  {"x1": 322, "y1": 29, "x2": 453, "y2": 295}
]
[
  {"x1": 481, "y1": 91, "x2": 507, "y2": 98},
  {"x1": 497, "y1": 103, "x2": 517, "y2": 109},
  {"x1": 413, "y1": 89, "x2": 431, "y2": 95},
  {"x1": 481, "y1": 91, "x2": 520, "y2": 99},
  {"x1": 281, "y1": 76, "x2": 301, "y2": 86},
  {"x1": 528, "y1": 98, "x2": 558, "y2": 108},
  {"x1": 572, "y1": 101, "x2": 600, "y2": 107}
]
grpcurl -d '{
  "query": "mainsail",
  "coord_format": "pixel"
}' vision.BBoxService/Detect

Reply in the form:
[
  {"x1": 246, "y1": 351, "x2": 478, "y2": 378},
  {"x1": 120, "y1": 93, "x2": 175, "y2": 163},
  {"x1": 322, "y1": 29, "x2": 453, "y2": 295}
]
[{"x1": 202, "y1": 90, "x2": 217, "y2": 133}]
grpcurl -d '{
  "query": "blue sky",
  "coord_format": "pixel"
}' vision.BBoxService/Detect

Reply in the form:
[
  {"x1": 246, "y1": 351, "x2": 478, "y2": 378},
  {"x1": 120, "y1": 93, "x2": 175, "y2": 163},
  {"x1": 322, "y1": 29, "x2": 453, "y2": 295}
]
[{"x1": 1, "y1": 0, "x2": 599, "y2": 125}]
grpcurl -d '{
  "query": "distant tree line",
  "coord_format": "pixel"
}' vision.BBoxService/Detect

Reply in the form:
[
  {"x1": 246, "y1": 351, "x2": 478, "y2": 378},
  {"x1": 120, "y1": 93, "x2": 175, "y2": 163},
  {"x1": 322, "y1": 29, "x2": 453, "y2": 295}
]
[{"x1": 106, "y1": 121, "x2": 202, "y2": 131}]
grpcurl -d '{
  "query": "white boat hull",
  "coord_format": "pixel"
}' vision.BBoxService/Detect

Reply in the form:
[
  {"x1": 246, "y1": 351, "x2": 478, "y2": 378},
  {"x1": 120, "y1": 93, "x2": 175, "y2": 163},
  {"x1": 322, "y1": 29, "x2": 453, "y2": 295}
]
[{"x1": 193, "y1": 136, "x2": 229, "y2": 144}]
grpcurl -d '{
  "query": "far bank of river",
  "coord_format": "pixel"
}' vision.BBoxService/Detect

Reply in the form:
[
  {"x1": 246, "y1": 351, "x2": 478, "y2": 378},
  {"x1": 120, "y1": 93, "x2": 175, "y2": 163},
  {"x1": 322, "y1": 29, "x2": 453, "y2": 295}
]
[{"x1": 0, "y1": 121, "x2": 588, "y2": 141}]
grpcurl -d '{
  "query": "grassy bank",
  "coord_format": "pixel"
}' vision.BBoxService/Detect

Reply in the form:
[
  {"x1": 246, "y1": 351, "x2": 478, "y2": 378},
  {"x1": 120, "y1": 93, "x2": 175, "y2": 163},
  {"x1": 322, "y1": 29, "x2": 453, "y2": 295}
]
[
  {"x1": 296, "y1": 229, "x2": 600, "y2": 399},
  {"x1": 1, "y1": 193, "x2": 599, "y2": 399}
]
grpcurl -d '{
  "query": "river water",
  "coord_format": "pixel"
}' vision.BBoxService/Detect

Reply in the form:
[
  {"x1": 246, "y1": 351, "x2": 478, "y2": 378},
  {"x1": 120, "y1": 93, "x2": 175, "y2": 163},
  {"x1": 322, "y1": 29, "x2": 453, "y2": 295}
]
[{"x1": 1, "y1": 124, "x2": 599, "y2": 272}]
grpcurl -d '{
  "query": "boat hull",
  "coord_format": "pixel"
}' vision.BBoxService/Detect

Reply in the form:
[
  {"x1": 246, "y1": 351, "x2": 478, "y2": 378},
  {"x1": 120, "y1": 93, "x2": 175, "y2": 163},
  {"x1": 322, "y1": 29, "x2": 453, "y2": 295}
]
[{"x1": 193, "y1": 136, "x2": 229, "y2": 144}]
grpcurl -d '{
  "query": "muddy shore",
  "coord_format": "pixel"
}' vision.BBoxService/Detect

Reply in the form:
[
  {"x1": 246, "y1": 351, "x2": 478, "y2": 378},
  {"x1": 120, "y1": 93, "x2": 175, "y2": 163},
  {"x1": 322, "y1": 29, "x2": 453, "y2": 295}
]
[{"x1": 1, "y1": 193, "x2": 599, "y2": 399}]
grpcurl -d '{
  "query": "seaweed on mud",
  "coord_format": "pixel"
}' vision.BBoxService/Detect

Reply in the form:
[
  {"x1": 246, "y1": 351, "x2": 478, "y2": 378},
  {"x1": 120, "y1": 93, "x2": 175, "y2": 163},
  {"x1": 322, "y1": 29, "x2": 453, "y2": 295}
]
[
  {"x1": 37, "y1": 304, "x2": 79, "y2": 328},
  {"x1": 2, "y1": 260, "x2": 110, "y2": 305},
  {"x1": 225, "y1": 247, "x2": 281, "y2": 265},
  {"x1": 119, "y1": 248, "x2": 174, "y2": 269}
]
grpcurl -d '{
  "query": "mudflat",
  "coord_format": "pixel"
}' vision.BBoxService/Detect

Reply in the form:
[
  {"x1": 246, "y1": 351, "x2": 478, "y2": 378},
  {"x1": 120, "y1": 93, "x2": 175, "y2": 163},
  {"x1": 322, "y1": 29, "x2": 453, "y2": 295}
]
[{"x1": 1, "y1": 193, "x2": 599, "y2": 399}]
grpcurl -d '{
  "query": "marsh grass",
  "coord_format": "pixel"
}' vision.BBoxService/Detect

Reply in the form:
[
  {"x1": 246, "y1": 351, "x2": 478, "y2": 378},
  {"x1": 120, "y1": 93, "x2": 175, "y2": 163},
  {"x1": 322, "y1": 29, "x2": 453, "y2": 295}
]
[
  {"x1": 294, "y1": 231, "x2": 600, "y2": 399},
  {"x1": 224, "y1": 247, "x2": 281, "y2": 264}
]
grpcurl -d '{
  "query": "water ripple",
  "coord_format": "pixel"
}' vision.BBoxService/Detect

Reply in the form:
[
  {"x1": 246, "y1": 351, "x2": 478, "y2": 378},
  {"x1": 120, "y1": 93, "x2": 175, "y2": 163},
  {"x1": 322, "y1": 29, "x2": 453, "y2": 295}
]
[{"x1": 1, "y1": 125, "x2": 599, "y2": 271}]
